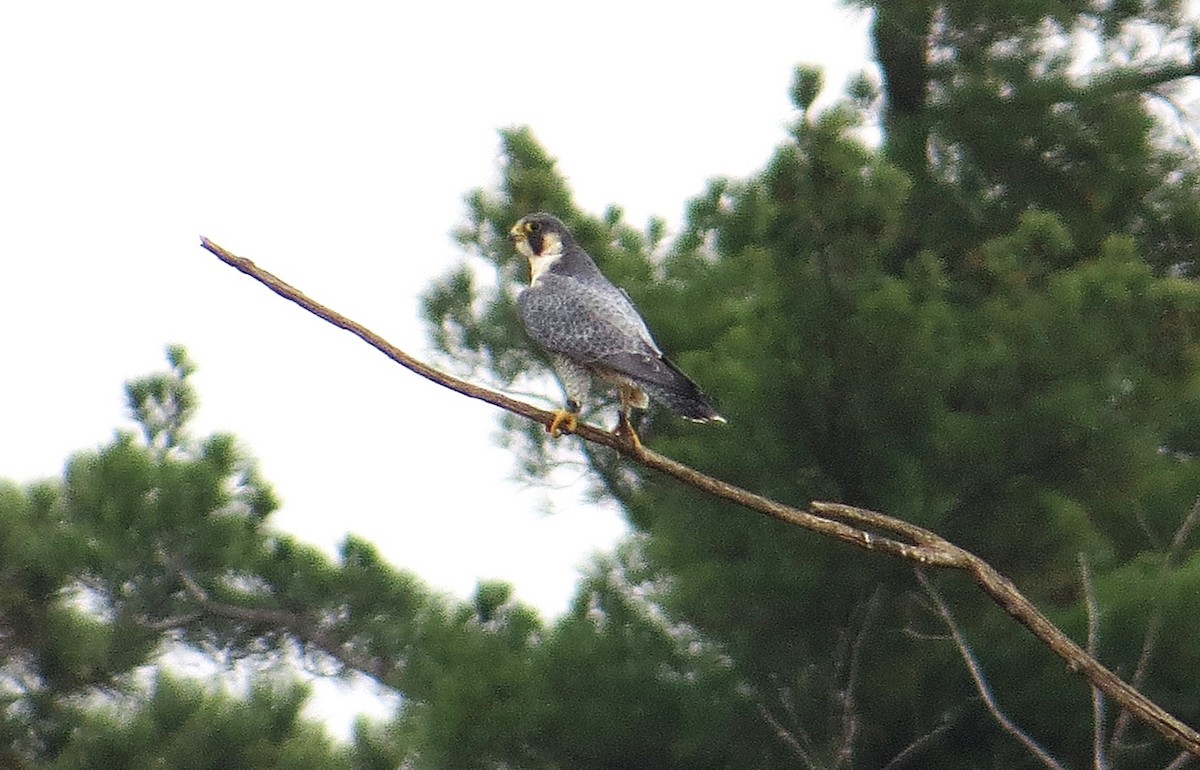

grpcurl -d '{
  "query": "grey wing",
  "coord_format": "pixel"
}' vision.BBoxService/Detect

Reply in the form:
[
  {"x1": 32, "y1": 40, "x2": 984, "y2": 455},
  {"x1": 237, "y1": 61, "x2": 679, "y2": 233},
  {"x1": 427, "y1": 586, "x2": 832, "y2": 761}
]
[
  {"x1": 615, "y1": 287, "x2": 660, "y2": 352},
  {"x1": 517, "y1": 275, "x2": 680, "y2": 389}
]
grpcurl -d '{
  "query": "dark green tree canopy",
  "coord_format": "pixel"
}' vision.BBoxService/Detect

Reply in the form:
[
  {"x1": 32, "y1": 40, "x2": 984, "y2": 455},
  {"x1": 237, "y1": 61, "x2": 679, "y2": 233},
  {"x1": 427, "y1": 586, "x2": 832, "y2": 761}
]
[
  {"x1": 865, "y1": 0, "x2": 1200, "y2": 270},
  {"x1": 418, "y1": 2, "x2": 1200, "y2": 765}
]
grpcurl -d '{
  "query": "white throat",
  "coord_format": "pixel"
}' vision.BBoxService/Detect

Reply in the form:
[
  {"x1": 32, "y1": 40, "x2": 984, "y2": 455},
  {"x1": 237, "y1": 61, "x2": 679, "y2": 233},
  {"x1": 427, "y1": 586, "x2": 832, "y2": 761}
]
[
  {"x1": 522, "y1": 232, "x2": 564, "y2": 285},
  {"x1": 529, "y1": 251, "x2": 563, "y2": 284}
]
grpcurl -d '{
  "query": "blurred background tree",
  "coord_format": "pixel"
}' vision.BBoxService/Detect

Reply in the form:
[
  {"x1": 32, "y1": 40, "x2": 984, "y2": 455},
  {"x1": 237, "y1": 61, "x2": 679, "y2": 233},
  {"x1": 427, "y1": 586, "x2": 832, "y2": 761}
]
[{"x1": 5, "y1": 0, "x2": 1200, "y2": 767}]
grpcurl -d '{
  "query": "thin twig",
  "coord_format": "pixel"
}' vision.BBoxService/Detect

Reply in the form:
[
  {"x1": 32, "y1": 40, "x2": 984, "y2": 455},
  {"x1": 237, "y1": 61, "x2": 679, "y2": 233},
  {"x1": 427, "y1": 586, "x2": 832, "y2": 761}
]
[
  {"x1": 1112, "y1": 497, "x2": 1200, "y2": 750},
  {"x1": 835, "y1": 587, "x2": 882, "y2": 768},
  {"x1": 917, "y1": 570, "x2": 1068, "y2": 770},
  {"x1": 140, "y1": 612, "x2": 201, "y2": 632},
  {"x1": 882, "y1": 709, "x2": 958, "y2": 769},
  {"x1": 770, "y1": 672, "x2": 813, "y2": 751},
  {"x1": 199, "y1": 237, "x2": 1200, "y2": 759},
  {"x1": 1079, "y1": 554, "x2": 1108, "y2": 770},
  {"x1": 757, "y1": 701, "x2": 820, "y2": 770}
]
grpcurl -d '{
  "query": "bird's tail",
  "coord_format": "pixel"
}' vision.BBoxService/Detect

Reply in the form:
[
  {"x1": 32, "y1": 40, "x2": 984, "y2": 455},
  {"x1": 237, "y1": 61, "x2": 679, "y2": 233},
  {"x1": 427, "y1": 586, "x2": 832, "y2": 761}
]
[{"x1": 642, "y1": 359, "x2": 726, "y2": 423}]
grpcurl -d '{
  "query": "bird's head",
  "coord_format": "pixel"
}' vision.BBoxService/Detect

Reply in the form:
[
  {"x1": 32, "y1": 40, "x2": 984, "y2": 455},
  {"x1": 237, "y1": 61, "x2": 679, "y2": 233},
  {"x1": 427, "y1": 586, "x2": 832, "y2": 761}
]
[{"x1": 509, "y1": 213, "x2": 574, "y2": 283}]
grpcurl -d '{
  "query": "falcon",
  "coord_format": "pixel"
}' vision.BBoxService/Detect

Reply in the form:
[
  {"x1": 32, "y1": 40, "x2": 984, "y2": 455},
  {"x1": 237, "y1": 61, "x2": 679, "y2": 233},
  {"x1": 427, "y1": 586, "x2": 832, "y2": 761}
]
[{"x1": 509, "y1": 212, "x2": 724, "y2": 447}]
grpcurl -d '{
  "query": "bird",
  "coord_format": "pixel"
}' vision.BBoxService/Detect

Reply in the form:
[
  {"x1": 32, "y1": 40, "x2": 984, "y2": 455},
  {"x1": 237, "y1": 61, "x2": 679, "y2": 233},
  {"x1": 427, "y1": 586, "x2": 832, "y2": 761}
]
[{"x1": 509, "y1": 212, "x2": 724, "y2": 448}]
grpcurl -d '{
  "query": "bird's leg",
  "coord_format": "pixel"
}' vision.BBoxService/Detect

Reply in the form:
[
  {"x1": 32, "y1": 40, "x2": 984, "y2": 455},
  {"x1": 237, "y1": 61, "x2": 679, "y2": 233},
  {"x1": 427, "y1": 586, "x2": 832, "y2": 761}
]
[
  {"x1": 548, "y1": 399, "x2": 580, "y2": 437},
  {"x1": 614, "y1": 389, "x2": 643, "y2": 451},
  {"x1": 616, "y1": 410, "x2": 642, "y2": 450},
  {"x1": 547, "y1": 356, "x2": 589, "y2": 438}
]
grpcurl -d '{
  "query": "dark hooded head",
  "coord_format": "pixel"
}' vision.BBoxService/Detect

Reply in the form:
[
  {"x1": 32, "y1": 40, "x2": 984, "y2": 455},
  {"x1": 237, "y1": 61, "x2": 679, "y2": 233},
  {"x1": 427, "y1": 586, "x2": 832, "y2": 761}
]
[{"x1": 509, "y1": 213, "x2": 599, "y2": 284}]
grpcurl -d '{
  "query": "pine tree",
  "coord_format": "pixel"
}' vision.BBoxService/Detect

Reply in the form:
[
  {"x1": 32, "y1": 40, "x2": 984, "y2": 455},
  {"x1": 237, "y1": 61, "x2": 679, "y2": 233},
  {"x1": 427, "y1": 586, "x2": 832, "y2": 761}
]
[{"x1": 422, "y1": 2, "x2": 1200, "y2": 765}]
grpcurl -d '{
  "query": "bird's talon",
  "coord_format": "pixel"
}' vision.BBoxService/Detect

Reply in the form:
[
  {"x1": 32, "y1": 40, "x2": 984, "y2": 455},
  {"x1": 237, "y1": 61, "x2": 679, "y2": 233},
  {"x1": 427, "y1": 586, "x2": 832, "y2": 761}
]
[
  {"x1": 548, "y1": 410, "x2": 578, "y2": 437},
  {"x1": 615, "y1": 416, "x2": 643, "y2": 451}
]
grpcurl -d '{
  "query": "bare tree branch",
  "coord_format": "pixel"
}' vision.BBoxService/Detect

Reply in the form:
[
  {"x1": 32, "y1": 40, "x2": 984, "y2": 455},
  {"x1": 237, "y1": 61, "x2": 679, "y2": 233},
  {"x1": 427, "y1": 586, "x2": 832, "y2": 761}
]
[
  {"x1": 1166, "y1": 750, "x2": 1199, "y2": 770},
  {"x1": 768, "y1": 671, "x2": 817, "y2": 753},
  {"x1": 1089, "y1": 60, "x2": 1200, "y2": 100},
  {"x1": 1113, "y1": 497, "x2": 1200, "y2": 751},
  {"x1": 1079, "y1": 555, "x2": 1108, "y2": 770},
  {"x1": 157, "y1": 548, "x2": 400, "y2": 685},
  {"x1": 916, "y1": 570, "x2": 1068, "y2": 770},
  {"x1": 199, "y1": 237, "x2": 1200, "y2": 759},
  {"x1": 759, "y1": 589, "x2": 884, "y2": 767},
  {"x1": 756, "y1": 700, "x2": 820, "y2": 770},
  {"x1": 834, "y1": 587, "x2": 882, "y2": 769},
  {"x1": 882, "y1": 709, "x2": 958, "y2": 770},
  {"x1": 140, "y1": 612, "x2": 201, "y2": 632}
]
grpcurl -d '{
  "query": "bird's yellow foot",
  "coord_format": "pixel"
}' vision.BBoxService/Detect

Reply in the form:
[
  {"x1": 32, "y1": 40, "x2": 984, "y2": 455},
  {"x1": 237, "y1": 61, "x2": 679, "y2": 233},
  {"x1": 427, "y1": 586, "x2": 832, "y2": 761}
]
[
  {"x1": 548, "y1": 409, "x2": 578, "y2": 437},
  {"x1": 615, "y1": 414, "x2": 643, "y2": 451}
]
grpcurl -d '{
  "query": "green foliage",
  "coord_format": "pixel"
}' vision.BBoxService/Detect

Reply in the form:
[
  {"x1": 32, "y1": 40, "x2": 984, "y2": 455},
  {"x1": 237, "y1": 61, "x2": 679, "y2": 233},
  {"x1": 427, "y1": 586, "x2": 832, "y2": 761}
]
[
  {"x1": 420, "y1": 4, "x2": 1200, "y2": 766},
  {"x1": 384, "y1": 548, "x2": 763, "y2": 770},
  {"x1": 7, "y1": 349, "x2": 757, "y2": 768},
  {"x1": 860, "y1": 0, "x2": 1200, "y2": 270},
  {"x1": 0, "y1": 352, "x2": 361, "y2": 768},
  {"x1": 125, "y1": 344, "x2": 198, "y2": 454},
  {"x1": 789, "y1": 64, "x2": 824, "y2": 114},
  {"x1": 45, "y1": 674, "x2": 349, "y2": 770}
]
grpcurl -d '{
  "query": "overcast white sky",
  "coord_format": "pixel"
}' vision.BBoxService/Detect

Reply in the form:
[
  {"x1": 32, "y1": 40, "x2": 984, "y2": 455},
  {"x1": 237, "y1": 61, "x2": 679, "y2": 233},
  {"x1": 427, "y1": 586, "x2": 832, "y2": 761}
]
[{"x1": 1, "y1": 1, "x2": 874, "y2": 734}]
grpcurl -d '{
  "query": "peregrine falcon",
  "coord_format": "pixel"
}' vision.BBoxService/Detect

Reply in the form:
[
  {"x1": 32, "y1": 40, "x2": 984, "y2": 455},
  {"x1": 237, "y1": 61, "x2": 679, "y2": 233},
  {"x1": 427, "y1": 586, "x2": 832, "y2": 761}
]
[{"x1": 509, "y1": 212, "x2": 724, "y2": 446}]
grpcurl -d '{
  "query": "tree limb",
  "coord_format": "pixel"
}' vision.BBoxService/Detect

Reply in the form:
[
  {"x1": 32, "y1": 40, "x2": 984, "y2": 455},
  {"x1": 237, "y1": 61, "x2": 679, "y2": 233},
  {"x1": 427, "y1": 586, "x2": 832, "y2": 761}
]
[
  {"x1": 1088, "y1": 60, "x2": 1200, "y2": 101},
  {"x1": 916, "y1": 570, "x2": 1068, "y2": 770},
  {"x1": 1113, "y1": 497, "x2": 1200, "y2": 752},
  {"x1": 756, "y1": 700, "x2": 820, "y2": 770},
  {"x1": 1165, "y1": 749, "x2": 1199, "y2": 770},
  {"x1": 835, "y1": 587, "x2": 882, "y2": 768},
  {"x1": 882, "y1": 708, "x2": 958, "y2": 770},
  {"x1": 199, "y1": 237, "x2": 1200, "y2": 759},
  {"x1": 1079, "y1": 555, "x2": 1109, "y2": 770},
  {"x1": 158, "y1": 548, "x2": 398, "y2": 685}
]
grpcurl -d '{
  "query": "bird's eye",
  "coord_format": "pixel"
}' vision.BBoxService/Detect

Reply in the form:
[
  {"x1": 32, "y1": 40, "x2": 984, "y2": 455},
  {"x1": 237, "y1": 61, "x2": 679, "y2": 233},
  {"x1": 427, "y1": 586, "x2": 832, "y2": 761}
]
[{"x1": 527, "y1": 221, "x2": 542, "y2": 233}]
